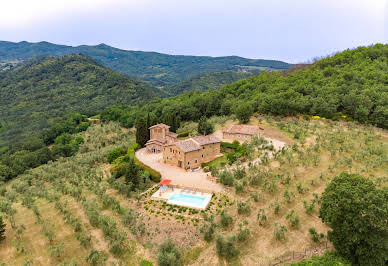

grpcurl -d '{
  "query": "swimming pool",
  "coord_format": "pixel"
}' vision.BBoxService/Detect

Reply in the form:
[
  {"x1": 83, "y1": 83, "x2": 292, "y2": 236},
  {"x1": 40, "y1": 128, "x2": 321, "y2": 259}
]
[{"x1": 167, "y1": 193, "x2": 211, "y2": 209}]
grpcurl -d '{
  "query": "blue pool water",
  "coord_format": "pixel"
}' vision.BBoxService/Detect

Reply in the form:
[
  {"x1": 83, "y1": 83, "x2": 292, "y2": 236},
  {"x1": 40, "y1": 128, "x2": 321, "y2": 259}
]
[{"x1": 167, "y1": 193, "x2": 210, "y2": 209}]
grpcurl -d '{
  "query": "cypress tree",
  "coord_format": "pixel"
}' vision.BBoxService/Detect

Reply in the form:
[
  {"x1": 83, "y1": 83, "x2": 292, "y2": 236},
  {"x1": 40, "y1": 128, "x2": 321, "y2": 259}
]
[
  {"x1": 136, "y1": 117, "x2": 148, "y2": 147},
  {"x1": 0, "y1": 216, "x2": 5, "y2": 242},
  {"x1": 146, "y1": 113, "x2": 151, "y2": 141}
]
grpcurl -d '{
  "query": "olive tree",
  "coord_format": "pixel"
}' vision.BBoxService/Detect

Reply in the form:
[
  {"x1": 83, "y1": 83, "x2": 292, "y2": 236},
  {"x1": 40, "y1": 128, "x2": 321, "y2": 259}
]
[{"x1": 157, "y1": 238, "x2": 182, "y2": 266}]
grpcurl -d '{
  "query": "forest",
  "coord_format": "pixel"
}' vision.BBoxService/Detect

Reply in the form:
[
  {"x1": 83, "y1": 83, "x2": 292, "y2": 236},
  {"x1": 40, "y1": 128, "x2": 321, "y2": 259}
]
[
  {"x1": 0, "y1": 54, "x2": 157, "y2": 146},
  {"x1": 101, "y1": 44, "x2": 388, "y2": 129},
  {"x1": 0, "y1": 41, "x2": 291, "y2": 88}
]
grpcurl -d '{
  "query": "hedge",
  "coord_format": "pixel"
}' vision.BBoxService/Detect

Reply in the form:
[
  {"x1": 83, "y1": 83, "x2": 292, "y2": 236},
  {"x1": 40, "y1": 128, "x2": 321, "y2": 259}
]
[
  {"x1": 177, "y1": 131, "x2": 190, "y2": 138},
  {"x1": 220, "y1": 142, "x2": 239, "y2": 150},
  {"x1": 134, "y1": 157, "x2": 161, "y2": 183}
]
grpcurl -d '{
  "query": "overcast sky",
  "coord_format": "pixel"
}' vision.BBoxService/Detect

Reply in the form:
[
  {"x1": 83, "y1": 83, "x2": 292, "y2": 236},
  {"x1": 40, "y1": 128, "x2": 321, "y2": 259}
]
[{"x1": 0, "y1": 0, "x2": 387, "y2": 63}]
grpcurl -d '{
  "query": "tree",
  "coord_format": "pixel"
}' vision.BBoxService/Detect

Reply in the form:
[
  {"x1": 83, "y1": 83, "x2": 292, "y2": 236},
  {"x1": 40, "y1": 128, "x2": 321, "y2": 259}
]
[
  {"x1": 157, "y1": 238, "x2": 182, "y2": 266},
  {"x1": 122, "y1": 158, "x2": 141, "y2": 188},
  {"x1": 0, "y1": 216, "x2": 5, "y2": 242},
  {"x1": 235, "y1": 103, "x2": 253, "y2": 124},
  {"x1": 197, "y1": 116, "x2": 214, "y2": 135},
  {"x1": 319, "y1": 173, "x2": 388, "y2": 265},
  {"x1": 215, "y1": 234, "x2": 239, "y2": 259},
  {"x1": 136, "y1": 117, "x2": 148, "y2": 147},
  {"x1": 145, "y1": 113, "x2": 151, "y2": 141}
]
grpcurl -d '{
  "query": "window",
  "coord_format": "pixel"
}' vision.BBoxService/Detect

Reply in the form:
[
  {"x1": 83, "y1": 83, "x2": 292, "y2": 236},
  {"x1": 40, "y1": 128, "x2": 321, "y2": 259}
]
[
  {"x1": 202, "y1": 146, "x2": 205, "y2": 149},
  {"x1": 188, "y1": 161, "x2": 190, "y2": 165},
  {"x1": 195, "y1": 160, "x2": 197, "y2": 163},
  {"x1": 201, "y1": 154, "x2": 204, "y2": 158},
  {"x1": 245, "y1": 135, "x2": 247, "y2": 139},
  {"x1": 170, "y1": 148, "x2": 172, "y2": 152}
]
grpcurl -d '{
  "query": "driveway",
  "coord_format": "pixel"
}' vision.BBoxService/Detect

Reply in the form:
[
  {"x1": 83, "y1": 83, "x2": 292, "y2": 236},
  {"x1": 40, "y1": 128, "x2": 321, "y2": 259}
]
[{"x1": 136, "y1": 148, "x2": 223, "y2": 192}]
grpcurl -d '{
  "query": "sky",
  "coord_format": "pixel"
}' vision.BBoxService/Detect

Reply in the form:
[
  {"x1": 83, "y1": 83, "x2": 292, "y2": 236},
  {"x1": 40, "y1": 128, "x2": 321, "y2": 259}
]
[{"x1": 0, "y1": 0, "x2": 387, "y2": 63}]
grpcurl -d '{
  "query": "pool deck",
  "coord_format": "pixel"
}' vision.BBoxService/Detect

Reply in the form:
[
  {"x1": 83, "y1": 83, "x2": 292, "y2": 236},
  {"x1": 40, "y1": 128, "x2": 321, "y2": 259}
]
[{"x1": 151, "y1": 187, "x2": 212, "y2": 210}]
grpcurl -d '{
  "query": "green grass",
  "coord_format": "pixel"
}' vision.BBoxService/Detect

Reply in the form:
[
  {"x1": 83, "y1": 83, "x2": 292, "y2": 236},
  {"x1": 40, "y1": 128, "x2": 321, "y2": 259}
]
[
  {"x1": 288, "y1": 251, "x2": 351, "y2": 266},
  {"x1": 202, "y1": 155, "x2": 228, "y2": 168}
]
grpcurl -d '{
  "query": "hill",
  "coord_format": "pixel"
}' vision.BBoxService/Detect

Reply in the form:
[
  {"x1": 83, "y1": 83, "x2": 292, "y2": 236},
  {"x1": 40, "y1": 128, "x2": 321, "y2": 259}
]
[
  {"x1": 0, "y1": 117, "x2": 386, "y2": 265},
  {"x1": 102, "y1": 44, "x2": 388, "y2": 129},
  {"x1": 166, "y1": 71, "x2": 252, "y2": 96},
  {"x1": 0, "y1": 41, "x2": 291, "y2": 89},
  {"x1": 0, "y1": 54, "x2": 157, "y2": 146}
]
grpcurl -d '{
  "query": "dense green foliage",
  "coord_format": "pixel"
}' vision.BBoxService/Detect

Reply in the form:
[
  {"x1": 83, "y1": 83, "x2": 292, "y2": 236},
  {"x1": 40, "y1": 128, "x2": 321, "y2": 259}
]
[
  {"x1": 167, "y1": 71, "x2": 252, "y2": 95},
  {"x1": 101, "y1": 44, "x2": 388, "y2": 128},
  {"x1": 157, "y1": 238, "x2": 182, "y2": 266},
  {"x1": 197, "y1": 116, "x2": 214, "y2": 135},
  {"x1": 215, "y1": 234, "x2": 239, "y2": 259},
  {"x1": 136, "y1": 117, "x2": 149, "y2": 148},
  {"x1": 0, "y1": 113, "x2": 90, "y2": 182},
  {"x1": 319, "y1": 173, "x2": 388, "y2": 265},
  {"x1": 0, "y1": 216, "x2": 5, "y2": 241},
  {"x1": 0, "y1": 41, "x2": 291, "y2": 89},
  {"x1": 0, "y1": 54, "x2": 157, "y2": 147},
  {"x1": 289, "y1": 251, "x2": 351, "y2": 266},
  {"x1": 107, "y1": 147, "x2": 126, "y2": 164}
]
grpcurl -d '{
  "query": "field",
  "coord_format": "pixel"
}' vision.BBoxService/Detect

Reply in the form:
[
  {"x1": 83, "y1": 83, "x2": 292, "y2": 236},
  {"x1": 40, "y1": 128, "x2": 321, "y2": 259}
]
[{"x1": 0, "y1": 116, "x2": 387, "y2": 265}]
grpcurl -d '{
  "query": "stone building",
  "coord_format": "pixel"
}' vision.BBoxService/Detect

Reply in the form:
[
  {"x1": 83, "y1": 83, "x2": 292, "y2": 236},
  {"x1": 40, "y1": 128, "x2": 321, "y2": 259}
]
[
  {"x1": 163, "y1": 135, "x2": 221, "y2": 169},
  {"x1": 222, "y1": 124, "x2": 263, "y2": 143},
  {"x1": 145, "y1": 124, "x2": 178, "y2": 153}
]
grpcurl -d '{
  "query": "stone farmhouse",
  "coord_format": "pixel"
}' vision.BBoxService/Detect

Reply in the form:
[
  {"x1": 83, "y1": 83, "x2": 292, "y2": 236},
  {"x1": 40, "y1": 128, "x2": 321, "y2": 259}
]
[
  {"x1": 223, "y1": 124, "x2": 263, "y2": 143},
  {"x1": 145, "y1": 123, "x2": 221, "y2": 169},
  {"x1": 164, "y1": 135, "x2": 221, "y2": 169},
  {"x1": 145, "y1": 124, "x2": 178, "y2": 153}
]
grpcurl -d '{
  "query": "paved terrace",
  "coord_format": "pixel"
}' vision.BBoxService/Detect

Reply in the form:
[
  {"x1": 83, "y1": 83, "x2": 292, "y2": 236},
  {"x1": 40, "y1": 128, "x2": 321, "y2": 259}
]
[{"x1": 135, "y1": 148, "x2": 223, "y2": 192}]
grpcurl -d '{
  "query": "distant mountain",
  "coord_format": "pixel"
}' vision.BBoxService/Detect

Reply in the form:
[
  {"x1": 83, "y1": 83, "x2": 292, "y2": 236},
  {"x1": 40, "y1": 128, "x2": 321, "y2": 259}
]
[
  {"x1": 0, "y1": 41, "x2": 292, "y2": 89},
  {"x1": 102, "y1": 44, "x2": 388, "y2": 129},
  {"x1": 167, "y1": 71, "x2": 252, "y2": 95},
  {"x1": 0, "y1": 54, "x2": 157, "y2": 145}
]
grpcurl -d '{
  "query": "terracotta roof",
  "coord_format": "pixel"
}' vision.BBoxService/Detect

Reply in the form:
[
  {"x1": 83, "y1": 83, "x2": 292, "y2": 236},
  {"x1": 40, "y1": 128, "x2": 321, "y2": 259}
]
[
  {"x1": 149, "y1": 123, "x2": 170, "y2": 129},
  {"x1": 192, "y1": 135, "x2": 221, "y2": 145},
  {"x1": 175, "y1": 139, "x2": 201, "y2": 153},
  {"x1": 223, "y1": 125, "x2": 262, "y2": 135},
  {"x1": 166, "y1": 131, "x2": 178, "y2": 138},
  {"x1": 145, "y1": 139, "x2": 166, "y2": 145}
]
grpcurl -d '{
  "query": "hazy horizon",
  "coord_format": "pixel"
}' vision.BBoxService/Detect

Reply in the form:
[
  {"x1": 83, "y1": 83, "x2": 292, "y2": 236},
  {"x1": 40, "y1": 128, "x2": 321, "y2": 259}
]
[{"x1": 1, "y1": 0, "x2": 387, "y2": 63}]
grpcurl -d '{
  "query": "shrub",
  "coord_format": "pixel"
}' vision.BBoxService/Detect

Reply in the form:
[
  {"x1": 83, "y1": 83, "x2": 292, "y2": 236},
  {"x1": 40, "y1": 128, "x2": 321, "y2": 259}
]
[
  {"x1": 257, "y1": 209, "x2": 267, "y2": 226},
  {"x1": 157, "y1": 238, "x2": 182, "y2": 266},
  {"x1": 107, "y1": 147, "x2": 126, "y2": 163},
  {"x1": 200, "y1": 222, "x2": 215, "y2": 242},
  {"x1": 220, "y1": 211, "x2": 233, "y2": 228},
  {"x1": 286, "y1": 210, "x2": 300, "y2": 229},
  {"x1": 237, "y1": 200, "x2": 251, "y2": 215},
  {"x1": 0, "y1": 216, "x2": 5, "y2": 241},
  {"x1": 215, "y1": 234, "x2": 239, "y2": 259},
  {"x1": 219, "y1": 171, "x2": 234, "y2": 186},
  {"x1": 134, "y1": 157, "x2": 161, "y2": 183},
  {"x1": 86, "y1": 249, "x2": 107, "y2": 266},
  {"x1": 309, "y1": 227, "x2": 320, "y2": 243},
  {"x1": 237, "y1": 220, "x2": 250, "y2": 242},
  {"x1": 274, "y1": 223, "x2": 287, "y2": 241}
]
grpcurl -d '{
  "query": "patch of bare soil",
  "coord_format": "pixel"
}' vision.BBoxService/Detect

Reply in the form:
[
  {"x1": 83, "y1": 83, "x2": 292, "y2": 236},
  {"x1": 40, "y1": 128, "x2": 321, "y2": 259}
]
[{"x1": 139, "y1": 210, "x2": 201, "y2": 250}]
